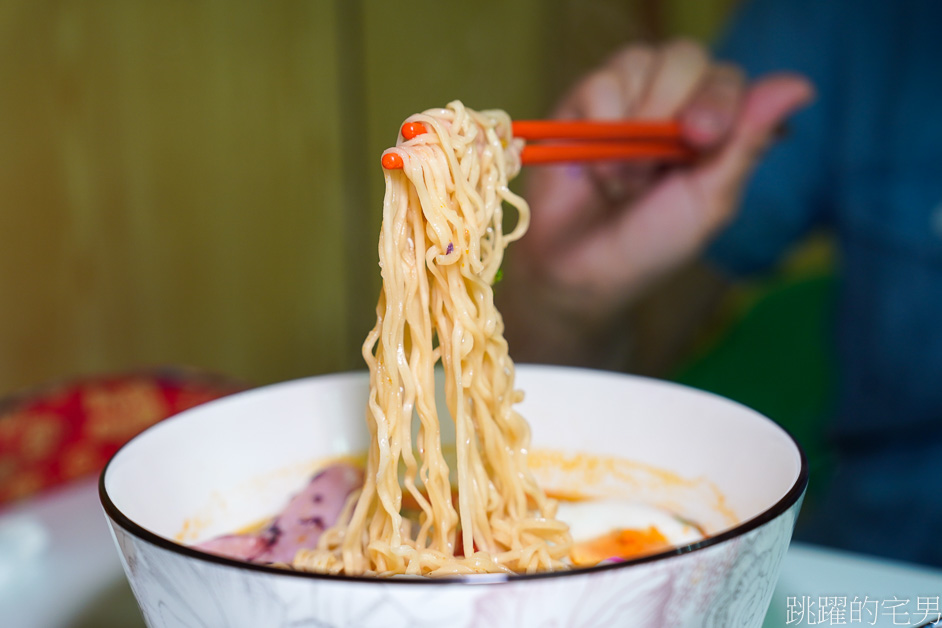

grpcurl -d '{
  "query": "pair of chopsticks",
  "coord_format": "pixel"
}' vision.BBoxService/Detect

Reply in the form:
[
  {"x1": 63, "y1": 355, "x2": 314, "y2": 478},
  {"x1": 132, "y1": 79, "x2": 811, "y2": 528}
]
[{"x1": 381, "y1": 120, "x2": 696, "y2": 170}]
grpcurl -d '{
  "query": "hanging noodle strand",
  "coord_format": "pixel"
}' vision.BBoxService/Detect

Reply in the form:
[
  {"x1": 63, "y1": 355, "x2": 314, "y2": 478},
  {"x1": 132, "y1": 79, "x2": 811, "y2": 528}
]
[{"x1": 294, "y1": 101, "x2": 571, "y2": 577}]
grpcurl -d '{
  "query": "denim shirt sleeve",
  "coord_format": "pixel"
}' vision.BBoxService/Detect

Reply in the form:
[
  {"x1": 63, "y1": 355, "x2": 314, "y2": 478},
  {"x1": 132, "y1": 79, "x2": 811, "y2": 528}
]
[{"x1": 706, "y1": 0, "x2": 837, "y2": 277}]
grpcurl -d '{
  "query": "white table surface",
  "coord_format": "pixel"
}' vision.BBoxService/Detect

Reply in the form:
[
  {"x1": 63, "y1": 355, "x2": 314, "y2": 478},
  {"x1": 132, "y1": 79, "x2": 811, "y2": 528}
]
[{"x1": 1, "y1": 477, "x2": 940, "y2": 628}]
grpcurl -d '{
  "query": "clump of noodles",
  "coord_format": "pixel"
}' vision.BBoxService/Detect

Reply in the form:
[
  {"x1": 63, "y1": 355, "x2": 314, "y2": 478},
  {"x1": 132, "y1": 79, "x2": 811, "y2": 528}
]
[{"x1": 294, "y1": 101, "x2": 571, "y2": 577}]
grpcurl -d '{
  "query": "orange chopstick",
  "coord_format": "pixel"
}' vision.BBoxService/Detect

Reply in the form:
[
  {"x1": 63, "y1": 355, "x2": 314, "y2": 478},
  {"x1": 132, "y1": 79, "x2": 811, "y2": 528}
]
[
  {"x1": 400, "y1": 120, "x2": 682, "y2": 142},
  {"x1": 383, "y1": 120, "x2": 693, "y2": 169},
  {"x1": 511, "y1": 120, "x2": 682, "y2": 141}
]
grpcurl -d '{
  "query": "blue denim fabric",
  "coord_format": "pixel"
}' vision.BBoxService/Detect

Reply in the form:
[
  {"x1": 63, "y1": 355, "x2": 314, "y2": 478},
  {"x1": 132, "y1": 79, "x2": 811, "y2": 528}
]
[{"x1": 711, "y1": 0, "x2": 942, "y2": 564}]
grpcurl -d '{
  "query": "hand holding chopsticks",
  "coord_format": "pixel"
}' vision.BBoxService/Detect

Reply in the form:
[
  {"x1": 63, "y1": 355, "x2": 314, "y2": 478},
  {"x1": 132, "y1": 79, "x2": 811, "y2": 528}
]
[{"x1": 381, "y1": 119, "x2": 696, "y2": 170}]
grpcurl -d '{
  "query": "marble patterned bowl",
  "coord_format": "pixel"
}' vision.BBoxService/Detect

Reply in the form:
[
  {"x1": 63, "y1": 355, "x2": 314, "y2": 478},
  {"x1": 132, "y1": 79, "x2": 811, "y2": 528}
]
[{"x1": 100, "y1": 365, "x2": 807, "y2": 628}]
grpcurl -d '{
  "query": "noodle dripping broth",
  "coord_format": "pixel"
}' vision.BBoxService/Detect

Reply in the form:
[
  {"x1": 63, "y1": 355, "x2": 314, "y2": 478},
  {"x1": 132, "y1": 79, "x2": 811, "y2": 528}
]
[{"x1": 295, "y1": 102, "x2": 572, "y2": 577}]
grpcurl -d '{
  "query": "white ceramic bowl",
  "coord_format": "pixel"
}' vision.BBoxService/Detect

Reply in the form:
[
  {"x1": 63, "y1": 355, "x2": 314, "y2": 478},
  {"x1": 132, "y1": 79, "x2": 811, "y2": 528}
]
[{"x1": 101, "y1": 365, "x2": 806, "y2": 628}]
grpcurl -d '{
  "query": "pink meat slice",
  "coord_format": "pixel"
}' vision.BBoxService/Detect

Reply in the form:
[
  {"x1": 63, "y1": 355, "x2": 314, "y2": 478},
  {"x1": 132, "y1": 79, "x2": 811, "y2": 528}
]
[
  {"x1": 194, "y1": 462, "x2": 363, "y2": 564},
  {"x1": 256, "y1": 462, "x2": 363, "y2": 563},
  {"x1": 196, "y1": 534, "x2": 269, "y2": 561}
]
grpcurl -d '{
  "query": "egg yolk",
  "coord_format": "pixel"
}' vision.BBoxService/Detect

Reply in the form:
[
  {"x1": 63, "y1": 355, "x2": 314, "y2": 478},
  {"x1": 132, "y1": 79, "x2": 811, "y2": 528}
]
[{"x1": 569, "y1": 526, "x2": 670, "y2": 566}]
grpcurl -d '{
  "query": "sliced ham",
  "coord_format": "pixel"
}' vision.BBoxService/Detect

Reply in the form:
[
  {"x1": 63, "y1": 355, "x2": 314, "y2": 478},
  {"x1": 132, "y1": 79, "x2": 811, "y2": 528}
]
[
  {"x1": 196, "y1": 533, "x2": 269, "y2": 561},
  {"x1": 194, "y1": 461, "x2": 363, "y2": 564}
]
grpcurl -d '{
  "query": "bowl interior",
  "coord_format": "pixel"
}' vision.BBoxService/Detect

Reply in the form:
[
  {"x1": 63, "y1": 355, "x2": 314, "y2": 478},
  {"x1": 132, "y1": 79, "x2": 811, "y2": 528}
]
[{"x1": 103, "y1": 366, "x2": 804, "y2": 548}]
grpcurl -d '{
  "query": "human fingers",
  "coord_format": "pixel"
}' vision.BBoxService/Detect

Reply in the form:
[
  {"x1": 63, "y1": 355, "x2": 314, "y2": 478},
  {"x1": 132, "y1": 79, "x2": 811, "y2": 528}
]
[
  {"x1": 681, "y1": 63, "x2": 746, "y2": 149},
  {"x1": 520, "y1": 163, "x2": 599, "y2": 255},
  {"x1": 525, "y1": 46, "x2": 658, "y2": 252},
  {"x1": 591, "y1": 40, "x2": 710, "y2": 203},
  {"x1": 523, "y1": 42, "x2": 713, "y2": 262},
  {"x1": 556, "y1": 47, "x2": 660, "y2": 205},
  {"x1": 556, "y1": 44, "x2": 656, "y2": 119},
  {"x1": 605, "y1": 46, "x2": 657, "y2": 116},
  {"x1": 588, "y1": 47, "x2": 660, "y2": 197},
  {"x1": 635, "y1": 39, "x2": 710, "y2": 119},
  {"x1": 556, "y1": 68, "x2": 623, "y2": 121},
  {"x1": 538, "y1": 73, "x2": 814, "y2": 314},
  {"x1": 691, "y1": 73, "x2": 815, "y2": 234}
]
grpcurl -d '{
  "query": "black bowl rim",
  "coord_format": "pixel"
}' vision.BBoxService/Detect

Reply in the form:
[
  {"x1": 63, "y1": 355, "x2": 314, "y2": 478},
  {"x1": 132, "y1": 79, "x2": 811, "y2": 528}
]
[{"x1": 99, "y1": 367, "x2": 809, "y2": 585}]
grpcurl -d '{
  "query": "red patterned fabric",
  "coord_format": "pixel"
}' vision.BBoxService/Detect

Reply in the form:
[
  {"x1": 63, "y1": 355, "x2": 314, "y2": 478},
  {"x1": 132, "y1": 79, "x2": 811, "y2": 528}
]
[{"x1": 0, "y1": 368, "x2": 248, "y2": 505}]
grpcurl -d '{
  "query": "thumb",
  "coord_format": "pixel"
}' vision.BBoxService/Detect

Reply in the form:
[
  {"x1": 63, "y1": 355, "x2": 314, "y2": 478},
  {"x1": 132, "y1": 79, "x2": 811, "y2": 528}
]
[{"x1": 693, "y1": 73, "x2": 815, "y2": 230}]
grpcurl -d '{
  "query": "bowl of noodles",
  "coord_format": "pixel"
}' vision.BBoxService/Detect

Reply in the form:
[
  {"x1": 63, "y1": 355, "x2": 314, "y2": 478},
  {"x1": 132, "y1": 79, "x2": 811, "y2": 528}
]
[
  {"x1": 101, "y1": 367, "x2": 805, "y2": 627},
  {"x1": 100, "y1": 102, "x2": 806, "y2": 627}
]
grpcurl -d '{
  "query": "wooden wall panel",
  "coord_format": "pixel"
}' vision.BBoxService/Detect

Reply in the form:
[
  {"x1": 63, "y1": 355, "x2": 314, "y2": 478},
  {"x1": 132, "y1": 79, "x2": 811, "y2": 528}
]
[{"x1": 0, "y1": 2, "x2": 351, "y2": 391}]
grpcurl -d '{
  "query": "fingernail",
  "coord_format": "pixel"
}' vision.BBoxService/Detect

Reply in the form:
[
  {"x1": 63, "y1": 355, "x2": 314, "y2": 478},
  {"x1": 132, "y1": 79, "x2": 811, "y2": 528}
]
[{"x1": 685, "y1": 109, "x2": 726, "y2": 139}]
